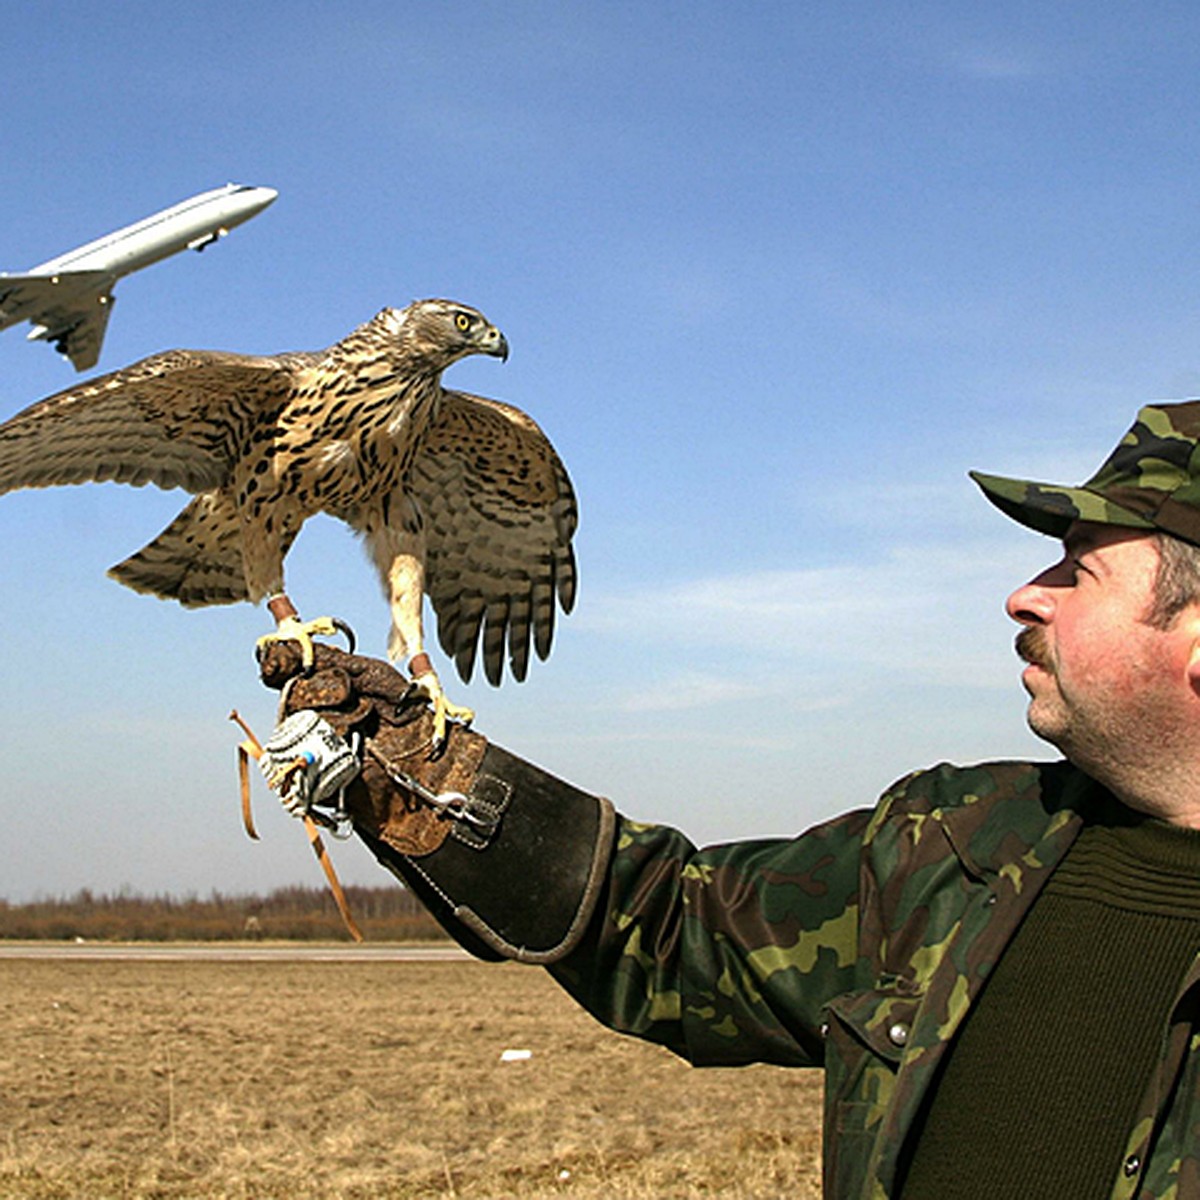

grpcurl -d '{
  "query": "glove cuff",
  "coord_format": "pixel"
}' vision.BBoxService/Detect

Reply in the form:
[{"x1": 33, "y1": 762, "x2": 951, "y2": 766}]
[{"x1": 357, "y1": 735, "x2": 616, "y2": 963}]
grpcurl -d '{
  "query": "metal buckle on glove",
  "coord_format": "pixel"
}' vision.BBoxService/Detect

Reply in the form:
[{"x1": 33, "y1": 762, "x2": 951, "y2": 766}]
[
  {"x1": 365, "y1": 745, "x2": 502, "y2": 841},
  {"x1": 424, "y1": 789, "x2": 498, "y2": 835}
]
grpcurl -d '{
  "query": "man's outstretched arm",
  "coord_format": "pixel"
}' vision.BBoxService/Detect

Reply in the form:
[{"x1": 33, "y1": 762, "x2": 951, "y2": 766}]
[{"x1": 258, "y1": 642, "x2": 869, "y2": 1068}]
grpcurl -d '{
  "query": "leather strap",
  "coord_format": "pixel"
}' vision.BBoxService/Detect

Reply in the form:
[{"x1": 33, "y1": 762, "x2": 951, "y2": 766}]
[{"x1": 229, "y1": 709, "x2": 363, "y2": 943}]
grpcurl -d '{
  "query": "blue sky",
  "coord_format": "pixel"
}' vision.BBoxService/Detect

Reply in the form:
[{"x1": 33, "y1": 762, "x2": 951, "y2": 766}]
[{"x1": 3, "y1": 3, "x2": 1199, "y2": 901}]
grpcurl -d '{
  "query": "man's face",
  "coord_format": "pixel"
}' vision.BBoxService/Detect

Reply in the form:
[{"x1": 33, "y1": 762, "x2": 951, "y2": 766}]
[{"x1": 1006, "y1": 522, "x2": 1200, "y2": 788}]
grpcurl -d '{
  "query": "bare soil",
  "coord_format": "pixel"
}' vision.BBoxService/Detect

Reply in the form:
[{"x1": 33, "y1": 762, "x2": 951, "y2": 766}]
[{"x1": 0, "y1": 954, "x2": 822, "y2": 1198}]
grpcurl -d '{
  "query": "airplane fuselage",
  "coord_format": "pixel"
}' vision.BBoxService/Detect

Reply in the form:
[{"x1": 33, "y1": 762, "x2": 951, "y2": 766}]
[{"x1": 29, "y1": 183, "x2": 277, "y2": 279}]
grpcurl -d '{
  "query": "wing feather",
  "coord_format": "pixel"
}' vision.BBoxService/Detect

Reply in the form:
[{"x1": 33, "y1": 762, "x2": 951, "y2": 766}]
[
  {"x1": 410, "y1": 389, "x2": 578, "y2": 685},
  {"x1": 507, "y1": 591, "x2": 532, "y2": 681},
  {"x1": 443, "y1": 590, "x2": 485, "y2": 680},
  {"x1": 0, "y1": 348, "x2": 294, "y2": 496},
  {"x1": 531, "y1": 572, "x2": 556, "y2": 661},
  {"x1": 482, "y1": 597, "x2": 511, "y2": 687}
]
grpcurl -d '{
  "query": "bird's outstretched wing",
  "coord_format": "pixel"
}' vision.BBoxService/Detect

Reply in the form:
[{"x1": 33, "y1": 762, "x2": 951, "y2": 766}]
[
  {"x1": 411, "y1": 389, "x2": 578, "y2": 686},
  {"x1": 0, "y1": 348, "x2": 294, "y2": 496}
]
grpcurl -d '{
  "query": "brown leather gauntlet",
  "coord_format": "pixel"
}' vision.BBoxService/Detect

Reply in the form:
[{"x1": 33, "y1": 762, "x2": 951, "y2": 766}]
[{"x1": 258, "y1": 642, "x2": 616, "y2": 962}]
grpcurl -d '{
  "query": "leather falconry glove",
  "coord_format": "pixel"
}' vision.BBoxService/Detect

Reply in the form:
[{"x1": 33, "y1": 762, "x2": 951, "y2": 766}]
[{"x1": 256, "y1": 642, "x2": 615, "y2": 962}]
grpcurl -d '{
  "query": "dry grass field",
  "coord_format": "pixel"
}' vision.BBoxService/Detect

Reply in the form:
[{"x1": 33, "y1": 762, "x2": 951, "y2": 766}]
[{"x1": 0, "y1": 952, "x2": 823, "y2": 1199}]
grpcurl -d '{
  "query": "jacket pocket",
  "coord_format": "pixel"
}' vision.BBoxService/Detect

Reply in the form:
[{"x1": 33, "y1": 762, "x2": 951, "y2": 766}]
[{"x1": 822, "y1": 987, "x2": 921, "y2": 1198}]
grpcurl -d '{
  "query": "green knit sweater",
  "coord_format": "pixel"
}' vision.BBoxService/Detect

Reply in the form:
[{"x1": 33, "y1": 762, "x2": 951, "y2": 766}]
[{"x1": 898, "y1": 806, "x2": 1200, "y2": 1198}]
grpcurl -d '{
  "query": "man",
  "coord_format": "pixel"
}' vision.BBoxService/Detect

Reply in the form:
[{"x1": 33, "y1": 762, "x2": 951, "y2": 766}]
[{"x1": 269, "y1": 402, "x2": 1200, "y2": 1198}]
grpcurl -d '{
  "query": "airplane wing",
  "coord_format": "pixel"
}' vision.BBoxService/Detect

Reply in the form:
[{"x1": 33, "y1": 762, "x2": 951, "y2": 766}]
[
  {"x1": 43, "y1": 295, "x2": 113, "y2": 372},
  {"x1": 0, "y1": 270, "x2": 116, "y2": 371}
]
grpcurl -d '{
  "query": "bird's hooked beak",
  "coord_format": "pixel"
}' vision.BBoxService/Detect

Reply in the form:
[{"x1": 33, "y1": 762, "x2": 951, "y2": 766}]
[{"x1": 482, "y1": 325, "x2": 509, "y2": 362}]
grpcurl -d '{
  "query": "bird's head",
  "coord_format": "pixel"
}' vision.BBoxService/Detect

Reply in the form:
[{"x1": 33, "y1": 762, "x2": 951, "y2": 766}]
[{"x1": 390, "y1": 299, "x2": 509, "y2": 371}]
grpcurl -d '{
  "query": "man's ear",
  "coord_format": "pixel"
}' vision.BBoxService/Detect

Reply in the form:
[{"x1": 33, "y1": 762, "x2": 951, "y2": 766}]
[{"x1": 1187, "y1": 633, "x2": 1200, "y2": 691}]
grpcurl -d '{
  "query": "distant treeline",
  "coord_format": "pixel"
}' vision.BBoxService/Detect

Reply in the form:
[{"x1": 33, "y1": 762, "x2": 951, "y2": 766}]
[{"x1": 0, "y1": 884, "x2": 447, "y2": 942}]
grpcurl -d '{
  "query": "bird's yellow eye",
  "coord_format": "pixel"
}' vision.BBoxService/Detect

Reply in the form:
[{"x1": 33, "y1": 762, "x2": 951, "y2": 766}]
[{"x1": 455, "y1": 313, "x2": 471, "y2": 332}]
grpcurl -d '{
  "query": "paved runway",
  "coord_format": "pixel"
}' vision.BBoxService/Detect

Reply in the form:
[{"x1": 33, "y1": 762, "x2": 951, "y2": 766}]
[{"x1": 0, "y1": 942, "x2": 473, "y2": 963}]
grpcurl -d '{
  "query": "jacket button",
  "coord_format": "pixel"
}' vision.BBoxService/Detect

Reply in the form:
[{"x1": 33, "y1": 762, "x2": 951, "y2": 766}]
[
  {"x1": 888, "y1": 1022, "x2": 909, "y2": 1047},
  {"x1": 1123, "y1": 1153, "x2": 1141, "y2": 1178}
]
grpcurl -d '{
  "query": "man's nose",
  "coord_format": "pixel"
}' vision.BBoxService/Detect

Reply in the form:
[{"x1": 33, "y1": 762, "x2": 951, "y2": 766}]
[{"x1": 1006, "y1": 564, "x2": 1061, "y2": 626}]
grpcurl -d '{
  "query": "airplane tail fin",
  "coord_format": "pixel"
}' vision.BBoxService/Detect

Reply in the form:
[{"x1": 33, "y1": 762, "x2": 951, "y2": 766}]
[{"x1": 109, "y1": 490, "x2": 249, "y2": 607}]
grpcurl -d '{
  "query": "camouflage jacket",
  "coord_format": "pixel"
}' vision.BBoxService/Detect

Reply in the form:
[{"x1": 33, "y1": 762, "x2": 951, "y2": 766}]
[{"x1": 550, "y1": 758, "x2": 1200, "y2": 1199}]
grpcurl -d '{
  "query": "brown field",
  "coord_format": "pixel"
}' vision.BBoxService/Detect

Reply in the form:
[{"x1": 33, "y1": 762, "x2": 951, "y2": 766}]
[{"x1": 0, "y1": 952, "x2": 823, "y2": 1199}]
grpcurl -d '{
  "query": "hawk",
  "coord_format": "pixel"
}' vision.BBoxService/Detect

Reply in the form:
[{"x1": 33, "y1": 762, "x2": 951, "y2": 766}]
[{"x1": 0, "y1": 298, "x2": 578, "y2": 738}]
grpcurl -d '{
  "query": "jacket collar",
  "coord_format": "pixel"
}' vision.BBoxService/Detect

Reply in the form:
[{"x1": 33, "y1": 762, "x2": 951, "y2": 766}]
[{"x1": 938, "y1": 759, "x2": 1099, "y2": 886}]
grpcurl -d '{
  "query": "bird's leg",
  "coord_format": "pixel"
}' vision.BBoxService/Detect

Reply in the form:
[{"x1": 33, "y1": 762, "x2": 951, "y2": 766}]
[
  {"x1": 386, "y1": 552, "x2": 474, "y2": 745},
  {"x1": 255, "y1": 593, "x2": 341, "y2": 670},
  {"x1": 242, "y1": 509, "x2": 342, "y2": 669},
  {"x1": 404, "y1": 648, "x2": 475, "y2": 746}
]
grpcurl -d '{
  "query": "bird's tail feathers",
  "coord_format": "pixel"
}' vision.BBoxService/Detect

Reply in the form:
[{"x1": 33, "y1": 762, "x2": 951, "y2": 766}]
[{"x1": 108, "y1": 491, "x2": 249, "y2": 608}]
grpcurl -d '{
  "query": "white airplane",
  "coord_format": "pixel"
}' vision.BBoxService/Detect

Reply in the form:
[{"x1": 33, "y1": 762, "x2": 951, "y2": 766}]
[{"x1": 0, "y1": 183, "x2": 277, "y2": 371}]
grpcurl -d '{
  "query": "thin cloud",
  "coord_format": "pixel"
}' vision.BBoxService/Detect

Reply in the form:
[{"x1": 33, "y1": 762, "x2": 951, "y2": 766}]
[
  {"x1": 606, "y1": 670, "x2": 842, "y2": 716},
  {"x1": 576, "y1": 536, "x2": 1039, "y2": 689},
  {"x1": 616, "y1": 672, "x2": 771, "y2": 713}
]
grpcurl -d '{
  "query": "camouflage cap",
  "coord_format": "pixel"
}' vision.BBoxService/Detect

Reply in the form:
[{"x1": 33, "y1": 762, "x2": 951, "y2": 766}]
[{"x1": 971, "y1": 401, "x2": 1200, "y2": 546}]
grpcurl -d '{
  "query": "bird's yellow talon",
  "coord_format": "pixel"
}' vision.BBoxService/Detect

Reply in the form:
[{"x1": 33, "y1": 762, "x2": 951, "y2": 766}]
[
  {"x1": 257, "y1": 615, "x2": 338, "y2": 668},
  {"x1": 409, "y1": 670, "x2": 474, "y2": 748}
]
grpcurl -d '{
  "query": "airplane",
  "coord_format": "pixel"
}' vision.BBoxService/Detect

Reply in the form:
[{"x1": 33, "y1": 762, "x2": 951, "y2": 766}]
[{"x1": 0, "y1": 183, "x2": 277, "y2": 372}]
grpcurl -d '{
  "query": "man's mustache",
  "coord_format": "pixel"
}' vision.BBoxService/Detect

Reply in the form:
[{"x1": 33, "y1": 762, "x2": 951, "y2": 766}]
[{"x1": 1015, "y1": 626, "x2": 1051, "y2": 670}]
